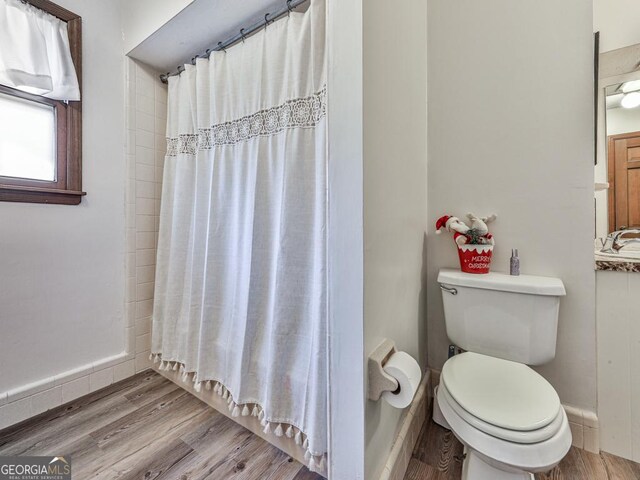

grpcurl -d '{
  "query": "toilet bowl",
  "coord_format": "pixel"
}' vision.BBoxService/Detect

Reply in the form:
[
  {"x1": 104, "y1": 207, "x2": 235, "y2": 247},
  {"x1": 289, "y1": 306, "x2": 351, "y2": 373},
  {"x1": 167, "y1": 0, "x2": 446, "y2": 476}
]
[
  {"x1": 437, "y1": 269, "x2": 570, "y2": 479},
  {"x1": 434, "y1": 353, "x2": 572, "y2": 479}
]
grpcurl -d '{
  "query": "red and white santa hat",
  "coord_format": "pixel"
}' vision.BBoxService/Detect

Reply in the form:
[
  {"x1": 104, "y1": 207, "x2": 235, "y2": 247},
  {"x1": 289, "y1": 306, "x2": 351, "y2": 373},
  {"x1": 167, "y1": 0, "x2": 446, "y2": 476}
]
[{"x1": 435, "y1": 215, "x2": 451, "y2": 234}]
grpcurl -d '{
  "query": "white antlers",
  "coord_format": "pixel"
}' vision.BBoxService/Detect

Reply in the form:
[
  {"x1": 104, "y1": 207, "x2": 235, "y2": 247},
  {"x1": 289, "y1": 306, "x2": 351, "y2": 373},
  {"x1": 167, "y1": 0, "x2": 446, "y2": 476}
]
[{"x1": 466, "y1": 213, "x2": 497, "y2": 235}]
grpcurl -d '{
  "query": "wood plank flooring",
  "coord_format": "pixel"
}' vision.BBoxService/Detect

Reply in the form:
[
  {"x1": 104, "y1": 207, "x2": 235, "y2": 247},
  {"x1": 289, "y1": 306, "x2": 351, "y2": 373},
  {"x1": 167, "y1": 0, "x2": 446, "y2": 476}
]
[
  {"x1": 405, "y1": 413, "x2": 640, "y2": 480},
  {"x1": 6, "y1": 372, "x2": 638, "y2": 480},
  {"x1": 0, "y1": 371, "x2": 323, "y2": 480}
]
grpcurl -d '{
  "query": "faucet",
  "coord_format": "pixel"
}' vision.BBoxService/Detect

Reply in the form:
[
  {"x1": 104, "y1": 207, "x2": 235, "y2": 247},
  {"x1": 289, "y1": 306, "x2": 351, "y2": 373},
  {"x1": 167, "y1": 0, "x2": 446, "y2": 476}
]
[{"x1": 600, "y1": 228, "x2": 640, "y2": 253}]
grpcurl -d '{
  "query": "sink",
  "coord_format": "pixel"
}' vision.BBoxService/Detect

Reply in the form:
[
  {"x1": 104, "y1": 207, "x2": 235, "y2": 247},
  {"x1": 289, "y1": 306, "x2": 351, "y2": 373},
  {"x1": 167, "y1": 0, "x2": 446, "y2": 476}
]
[{"x1": 595, "y1": 240, "x2": 640, "y2": 262}]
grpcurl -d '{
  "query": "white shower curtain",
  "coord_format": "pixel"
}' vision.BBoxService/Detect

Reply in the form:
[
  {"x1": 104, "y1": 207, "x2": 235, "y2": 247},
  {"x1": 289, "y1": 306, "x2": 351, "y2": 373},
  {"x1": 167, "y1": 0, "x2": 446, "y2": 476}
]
[{"x1": 151, "y1": 0, "x2": 327, "y2": 472}]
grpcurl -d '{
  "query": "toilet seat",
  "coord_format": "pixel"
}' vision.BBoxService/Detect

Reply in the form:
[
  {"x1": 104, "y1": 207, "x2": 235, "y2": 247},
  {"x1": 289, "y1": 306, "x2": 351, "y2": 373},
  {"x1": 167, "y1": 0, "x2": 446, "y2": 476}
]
[
  {"x1": 442, "y1": 352, "x2": 561, "y2": 432},
  {"x1": 436, "y1": 384, "x2": 572, "y2": 473},
  {"x1": 439, "y1": 381, "x2": 564, "y2": 444}
]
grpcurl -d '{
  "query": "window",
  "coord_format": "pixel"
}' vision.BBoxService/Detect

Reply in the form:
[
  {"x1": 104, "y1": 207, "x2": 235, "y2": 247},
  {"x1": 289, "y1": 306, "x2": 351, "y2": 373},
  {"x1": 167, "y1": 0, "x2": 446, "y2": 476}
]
[
  {"x1": 0, "y1": 0, "x2": 83, "y2": 205},
  {"x1": 0, "y1": 92, "x2": 56, "y2": 181}
]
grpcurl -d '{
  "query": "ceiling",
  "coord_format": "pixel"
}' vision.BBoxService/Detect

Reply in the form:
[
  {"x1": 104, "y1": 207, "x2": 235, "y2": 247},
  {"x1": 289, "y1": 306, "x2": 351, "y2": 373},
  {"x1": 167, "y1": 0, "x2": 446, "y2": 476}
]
[{"x1": 128, "y1": 0, "x2": 289, "y2": 74}]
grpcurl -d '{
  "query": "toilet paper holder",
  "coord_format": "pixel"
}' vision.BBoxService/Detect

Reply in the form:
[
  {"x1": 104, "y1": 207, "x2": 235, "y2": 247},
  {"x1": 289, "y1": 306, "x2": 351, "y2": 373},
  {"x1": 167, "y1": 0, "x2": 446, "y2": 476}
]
[{"x1": 368, "y1": 338, "x2": 400, "y2": 401}]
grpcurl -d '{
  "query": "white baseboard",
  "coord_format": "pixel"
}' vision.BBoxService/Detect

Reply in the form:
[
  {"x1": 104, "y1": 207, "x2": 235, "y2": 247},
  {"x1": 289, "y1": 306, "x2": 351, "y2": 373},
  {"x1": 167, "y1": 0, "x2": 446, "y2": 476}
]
[
  {"x1": 0, "y1": 351, "x2": 137, "y2": 431},
  {"x1": 378, "y1": 370, "x2": 431, "y2": 480},
  {"x1": 428, "y1": 368, "x2": 600, "y2": 454},
  {"x1": 563, "y1": 404, "x2": 600, "y2": 453}
]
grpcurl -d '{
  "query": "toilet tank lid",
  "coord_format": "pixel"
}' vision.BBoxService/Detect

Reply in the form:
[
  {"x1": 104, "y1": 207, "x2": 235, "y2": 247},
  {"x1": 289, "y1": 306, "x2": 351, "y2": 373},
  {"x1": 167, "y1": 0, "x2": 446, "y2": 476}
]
[{"x1": 438, "y1": 269, "x2": 566, "y2": 296}]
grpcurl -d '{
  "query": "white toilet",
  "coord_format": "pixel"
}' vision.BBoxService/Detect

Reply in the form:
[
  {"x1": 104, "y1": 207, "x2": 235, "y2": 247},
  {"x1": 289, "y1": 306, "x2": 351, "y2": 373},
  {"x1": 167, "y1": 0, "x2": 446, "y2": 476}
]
[{"x1": 434, "y1": 268, "x2": 572, "y2": 480}]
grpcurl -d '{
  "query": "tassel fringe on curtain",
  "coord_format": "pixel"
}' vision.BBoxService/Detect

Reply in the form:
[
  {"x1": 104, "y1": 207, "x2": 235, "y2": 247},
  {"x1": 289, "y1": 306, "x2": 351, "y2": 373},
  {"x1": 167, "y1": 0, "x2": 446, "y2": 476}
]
[{"x1": 149, "y1": 354, "x2": 327, "y2": 472}]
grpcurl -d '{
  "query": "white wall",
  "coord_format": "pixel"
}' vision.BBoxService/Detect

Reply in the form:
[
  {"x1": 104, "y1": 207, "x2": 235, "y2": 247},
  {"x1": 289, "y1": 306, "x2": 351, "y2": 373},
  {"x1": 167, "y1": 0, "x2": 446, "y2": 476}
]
[
  {"x1": 120, "y1": 0, "x2": 194, "y2": 53},
  {"x1": 607, "y1": 106, "x2": 640, "y2": 135},
  {"x1": 427, "y1": 0, "x2": 596, "y2": 411},
  {"x1": 595, "y1": 175, "x2": 608, "y2": 239},
  {"x1": 594, "y1": 0, "x2": 640, "y2": 53},
  {"x1": 326, "y1": 0, "x2": 365, "y2": 477},
  {"x1": 363, "y1": 1, "x2": 427, "y2": 478},
  {"x1": 597, "y1": 270, "x2": 640, "y2": 461},
  {"x1": 0, "y1": 0, "x2": 126, "y2": 425}
]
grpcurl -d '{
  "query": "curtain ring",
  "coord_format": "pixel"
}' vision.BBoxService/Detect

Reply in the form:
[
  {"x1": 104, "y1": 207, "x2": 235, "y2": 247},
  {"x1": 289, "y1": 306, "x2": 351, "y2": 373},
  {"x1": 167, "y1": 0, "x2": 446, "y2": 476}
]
[
  {"x1": 264, "y1": 12, "x2": 270, "y2": 27},
  {"x1": 217, "y1": 42, "x2": 227, "y2": 53},
  {"x1": 240, "y1": 28, "x2": 246, "y2": 43},
  {"x1": 287, "y1": 0, "x2": 293, "y2": 16},
  {"x1": 205, "y1": 49, "x2": 211, "y2": 56}
]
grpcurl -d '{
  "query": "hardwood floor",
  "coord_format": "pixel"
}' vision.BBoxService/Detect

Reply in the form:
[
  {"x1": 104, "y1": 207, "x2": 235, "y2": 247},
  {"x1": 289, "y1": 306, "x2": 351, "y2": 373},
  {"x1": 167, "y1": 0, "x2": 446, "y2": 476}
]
[
  {"x1": 0, "y1": 371, "x2": 323, "y2": 480},
  {"x1": 5, "y1": 372, "x2": 638, "y2": 480},
  {"x1": 405, "y1": 414, "x2": 640, "y2": 480}
]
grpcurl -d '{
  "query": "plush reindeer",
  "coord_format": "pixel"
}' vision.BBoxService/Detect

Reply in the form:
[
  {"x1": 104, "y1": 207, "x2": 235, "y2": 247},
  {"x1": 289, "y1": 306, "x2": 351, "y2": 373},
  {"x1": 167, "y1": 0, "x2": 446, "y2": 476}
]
[{"x1": 435, "y1": 213, "x2": 497, "y2": 245}]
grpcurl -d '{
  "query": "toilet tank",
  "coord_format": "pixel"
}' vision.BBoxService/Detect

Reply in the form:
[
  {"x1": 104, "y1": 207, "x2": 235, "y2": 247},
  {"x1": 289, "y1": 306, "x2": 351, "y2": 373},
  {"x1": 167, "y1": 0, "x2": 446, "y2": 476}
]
[{"x1": 438, "y1": 268, "x2": 566, "y2": 366}]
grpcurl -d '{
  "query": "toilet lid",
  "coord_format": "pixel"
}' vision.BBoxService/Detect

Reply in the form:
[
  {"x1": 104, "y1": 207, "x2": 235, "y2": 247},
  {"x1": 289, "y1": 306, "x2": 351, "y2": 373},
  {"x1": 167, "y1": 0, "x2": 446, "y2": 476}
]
[{"x1": 441, "y1": 352, "x2": 561, "y2": 431}]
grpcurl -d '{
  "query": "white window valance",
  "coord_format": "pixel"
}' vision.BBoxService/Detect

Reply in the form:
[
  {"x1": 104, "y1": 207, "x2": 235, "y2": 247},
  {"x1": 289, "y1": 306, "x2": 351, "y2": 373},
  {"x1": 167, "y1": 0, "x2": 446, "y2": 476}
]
[{"x1": 0, "y1": 0, "x2": 80, "y2": 101}]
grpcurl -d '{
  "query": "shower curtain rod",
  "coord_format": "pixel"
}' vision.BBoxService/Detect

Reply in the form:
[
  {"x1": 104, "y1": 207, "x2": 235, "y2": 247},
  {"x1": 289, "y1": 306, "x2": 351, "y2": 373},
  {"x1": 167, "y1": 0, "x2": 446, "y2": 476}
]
[{"x1": 159, "y1": 0, "x2": 310, "y2": 84}]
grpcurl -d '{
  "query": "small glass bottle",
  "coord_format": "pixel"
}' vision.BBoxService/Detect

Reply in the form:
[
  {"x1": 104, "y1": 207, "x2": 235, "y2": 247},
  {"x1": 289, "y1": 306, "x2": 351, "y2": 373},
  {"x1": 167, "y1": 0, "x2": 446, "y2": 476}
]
[{"x1": 510, "y1": 249, "x2": 520, "y2": 276}]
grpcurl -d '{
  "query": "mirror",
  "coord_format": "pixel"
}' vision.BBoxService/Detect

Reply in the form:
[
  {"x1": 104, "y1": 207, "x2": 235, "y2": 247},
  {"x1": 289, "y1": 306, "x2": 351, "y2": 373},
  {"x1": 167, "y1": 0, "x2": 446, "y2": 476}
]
[{"x1": 595, "y1": 63, "x2": 640, "y2": 255}]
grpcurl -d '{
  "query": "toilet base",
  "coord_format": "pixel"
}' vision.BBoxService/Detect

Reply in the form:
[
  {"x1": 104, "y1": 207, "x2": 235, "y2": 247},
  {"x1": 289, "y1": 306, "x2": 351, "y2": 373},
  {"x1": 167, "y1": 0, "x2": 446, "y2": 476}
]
[
  {"x1": 434, "y1": 386, "x2": 535, "y2": 480},
  {"x1": 432, "y1": 386, "x2": 450, "y2": 430},
  {"x1": 462, "y1": 448, "x2": 533, "y2": 480}
]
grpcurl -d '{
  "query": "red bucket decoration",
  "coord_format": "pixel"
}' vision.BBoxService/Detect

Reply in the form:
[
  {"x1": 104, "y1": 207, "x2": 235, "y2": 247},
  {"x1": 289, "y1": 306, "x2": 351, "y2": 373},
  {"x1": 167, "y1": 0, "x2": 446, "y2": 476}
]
[{"x1": 457, "y1": 244, "x2": 493, "y2": 274}]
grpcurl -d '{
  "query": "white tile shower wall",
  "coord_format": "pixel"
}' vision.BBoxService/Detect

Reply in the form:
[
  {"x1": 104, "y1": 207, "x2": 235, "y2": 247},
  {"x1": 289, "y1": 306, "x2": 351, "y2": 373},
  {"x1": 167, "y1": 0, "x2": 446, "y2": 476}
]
[
  {"x1": 597, "y1": 270, "x2": 640, "y2": 462},
  {"x1": 125, "y1": 58, "x2": 167, "y2": 374}
]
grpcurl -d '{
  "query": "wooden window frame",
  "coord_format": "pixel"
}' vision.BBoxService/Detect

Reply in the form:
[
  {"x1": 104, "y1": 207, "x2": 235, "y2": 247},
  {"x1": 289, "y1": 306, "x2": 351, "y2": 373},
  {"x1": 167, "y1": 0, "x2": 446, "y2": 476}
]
[{"x1": 0, "y1": 0, "x2": 84, "y2": 205}]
